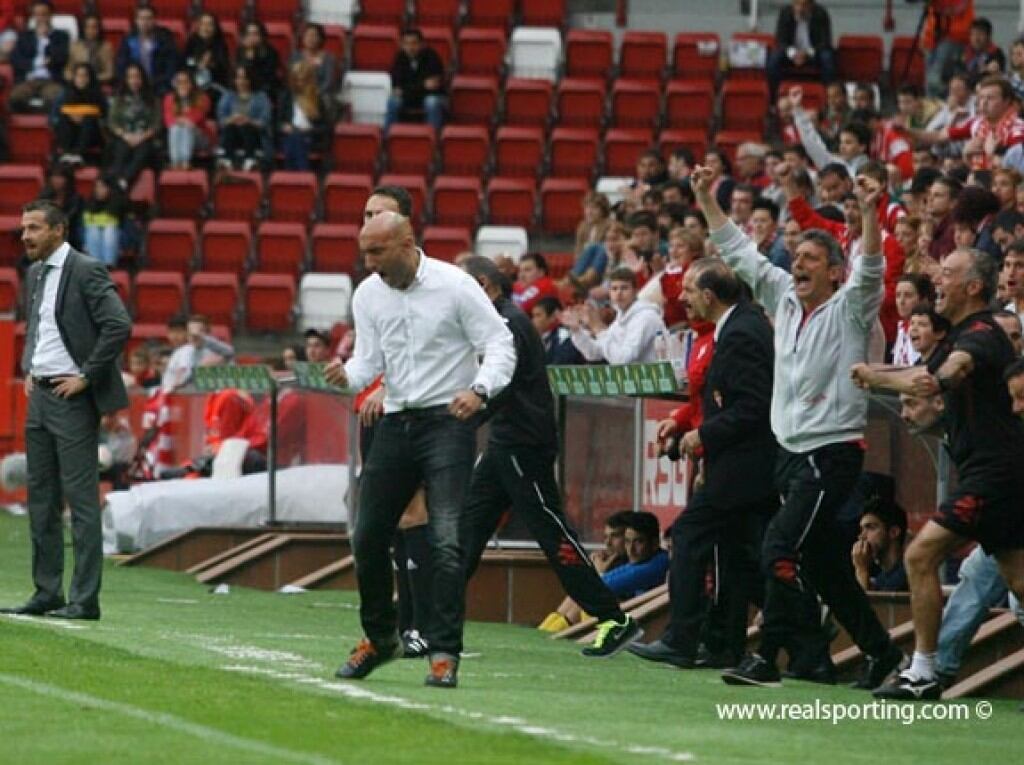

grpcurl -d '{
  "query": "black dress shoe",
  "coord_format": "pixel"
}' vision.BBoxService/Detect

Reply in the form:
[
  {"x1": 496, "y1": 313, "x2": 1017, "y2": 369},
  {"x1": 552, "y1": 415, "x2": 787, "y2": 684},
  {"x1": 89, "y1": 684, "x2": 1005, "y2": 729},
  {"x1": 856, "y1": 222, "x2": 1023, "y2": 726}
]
[
  {"x1": 627, "y1": 639, "x2": 696, "y2": 668},
  {"x1": 783, "y1": 658, "x2": 837, "y2": 685},
  {"x1": 47, "y1": 604, "x2": 100, "y2": 621},
  {"x1": 0, "y1": 598, "x2": 65, "y2": 616}
]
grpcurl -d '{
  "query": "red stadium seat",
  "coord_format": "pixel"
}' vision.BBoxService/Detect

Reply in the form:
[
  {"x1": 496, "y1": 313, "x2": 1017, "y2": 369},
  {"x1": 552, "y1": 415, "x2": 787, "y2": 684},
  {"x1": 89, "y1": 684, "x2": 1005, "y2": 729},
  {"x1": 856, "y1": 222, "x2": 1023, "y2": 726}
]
[
  {"x1": 265, "y1": 21, "x2": 296, "y2": 65},
  {"x1": 101, "y1": 18, "x2": 130, "y2": 54},
  {"x1": 543, "y1": 252, "x2": 574, "y2": 280},
  {"x1": 713, "y1": 130, "x2": 763, "y2": 166},
  {"x1": 780, "y1": 81, "x2": 825, "y2": 112},
  {"x1": 504, "y1": 78, "x2": 553, "y2": 128},
  {"x1": 246, "y1": 273, "x2": 296, "y2": 331},
  {"x1": 159, "y1": 19, "x2": 188, "y2": 49},
  {"x1": 332, "y1": 124, "x2": 382, "y2": 175},
  {"x1": 109, "y1": 270, "x2": 131, "y2": 308},
  {"x1": 351, "y1": 24, "x2": 400, "y2": 71},
  {"x1": 129, "y1": 169, "x2": 156, "y2": 213},
  {"x1": 619, "y1": 31, "x2": 667, "y2": 81},
  {"x1": 555, "y1": 77, "x2": 606, "y2": 128},
  {"x1": 50, "y1": 0, "x2": 90, "y2": 11},
  {"x1": 838, "y1": 34, "x2": 883, "y2": 83},
  {"x1": 311, "y1": 223, "x2": 360, "y2": 274},
  {"x1": 73, "y1": 166, "x2": 98, "y2": 201},
  {"x1": 549, "y1": 127, "x2": 599, "y2": 179},
  {"x1": 457, "y1": 27, "x2": 507, "y2": 77},
  {"x1": 728, "y1": 32, "x2": 774, "y2": 80},
  {"x1": 665, "y1": 80, "x2": 714, "y2": 130},
  {"x1": 466, "y1": 0, "x2": 515, "y2": 29},
  {"x1": 8, "y1": 116, "x2": 51, "y2": 164},
  {"x1": 378, "y1": 174, "x2": 428, "y2": 223},
  {"x1": 520, "y1": 0, "x2": 567, "y2": 27},
  {"x1": 415, "y1": 0, "x2": 461, "y2": 28},
  {"x1": 604, "y1": 128, "x2": 655, "y2": 177},
  {"x1": 268, "y1": 171, "x2": 318, "y2": 223},
  {"x1": 190, "y1": 273, "x2": 240, "y2": 328},
  {"x1": 659, "y1": 129, "x2": 708, "y2": 165},
  {"x1": 421, "y1": 25, "x2": 455, "y2": 70},
  {"x1": 432, "y1": 176, "x2": 482, "y2": 228},
  {"x1": 0, "y1": 267, "x2": 19, "y2": 315},
  {"x1": 610, "y1": 78, "x2": 661, "y2": 129},
  {"x1": 360, "y1": 0, "x2": 407, "y2": 25},
  {"x1": 385, "y1": 124, "x2": 436, "y2": 175},
  {"x1": 449, "y1": 75, "x2": 499, "y2": 125},
  {"x1": 256, "y1": 222, "x2": 308, "y2": 278},
  {"x1": 252, "y1": 0, "x2": 300, "y2": 22},
  {"x1": 541, "y1": 178, "x2": 588, "y2": 236},
  {"x1": 212, "y1": 172, "x2": 263, "y2": 221},
  {"x1": 440, "y1": 125, "x2": 490, "y2": 176},
  {"x1": 157, "y1": 170, "x2": 209, "y2": 219},
  {"x1": 0, "y1": 216, "x2": 22, "y2": 267},
  {"x1": 134, "y1": 271, "x2": 186, "y2": 324},
  {"x1": 197, "y1": 0, "x2": 249, "y2": 16},
  {"x1": 422, "y1": 226, "x2": 471, "y2": 263},
  {"x1": 721, "y1": 79, "x2": 769, "y2": 132},
  {"x1": 146, "y1": 220, "x2": 197, "y2": 275},
  {"x1": 565, "y1": 29, "x2": 613, "y2": 80},
  {"x1": 0, "y1": 165, "x2": 44, "y2": 216},
  {"x1": 323, "y1": 24, "x2": 347, "y2": 63},
  {"x1": 494, "y1": 126, "x2": 544, "y2": 178},
  {"x1": 890, "y1": 35, "x2": 924, "y2": 90},
  {"x1": 323, "y1": 173, "x2": 374, "y2": 224},
  {"x1": 487, "y1": 177, "x2": 536, "y2": 228},
  {"x1": 672, "y1": 33, "x2": 721, "y2": 81},
  {"x1": 201, "y1": 221, "x2": 252, "y2": 274}
]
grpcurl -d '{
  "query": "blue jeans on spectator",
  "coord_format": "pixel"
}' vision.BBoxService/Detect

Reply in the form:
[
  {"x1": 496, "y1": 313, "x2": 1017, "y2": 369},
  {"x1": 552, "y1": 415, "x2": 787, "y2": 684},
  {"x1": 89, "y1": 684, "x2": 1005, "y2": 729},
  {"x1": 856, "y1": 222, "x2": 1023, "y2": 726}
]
[
  {"x1": 353, "y1": 408, "x2": 475, "y2": 655},
  {"x1": 84, "y1": 224, "x2": 120, "y2": 267},
  {"x1": 281, "y1": 130, "x2": 312, "y2": 171},
  {"x1": 936, "y1": 546, "x2": 1024, "y2": 678},
  {"x1": 926, "y1": 40, "x2": 964, "y2": 99},
  {"x1": 571, "y1": 243, "x2": 609, "y2": 281},
  {"x1": 384, "y1": 93, "x2": 446, "y2": 133},
  {"x1": 167, "y1": 123, "x2": 200, "y2": 166}
]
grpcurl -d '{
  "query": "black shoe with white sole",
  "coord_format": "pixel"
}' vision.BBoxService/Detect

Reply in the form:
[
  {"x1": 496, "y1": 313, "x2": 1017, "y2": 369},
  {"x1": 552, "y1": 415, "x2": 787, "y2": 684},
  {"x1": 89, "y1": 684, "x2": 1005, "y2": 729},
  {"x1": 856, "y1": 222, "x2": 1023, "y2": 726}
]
[
  {"x1": 721, "y1": 654, "x2": 782, "y2": 687},
  {"x1": 872, "y1": 670, "x2": 942, "y2": 700}
]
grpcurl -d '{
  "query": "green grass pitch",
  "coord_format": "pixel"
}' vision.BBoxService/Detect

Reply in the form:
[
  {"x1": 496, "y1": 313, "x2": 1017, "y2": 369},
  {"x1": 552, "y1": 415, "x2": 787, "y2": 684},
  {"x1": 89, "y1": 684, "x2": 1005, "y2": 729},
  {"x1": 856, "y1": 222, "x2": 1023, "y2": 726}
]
[{"x1": 0, "y1": 513, "x2": 1019, "y2": 764}]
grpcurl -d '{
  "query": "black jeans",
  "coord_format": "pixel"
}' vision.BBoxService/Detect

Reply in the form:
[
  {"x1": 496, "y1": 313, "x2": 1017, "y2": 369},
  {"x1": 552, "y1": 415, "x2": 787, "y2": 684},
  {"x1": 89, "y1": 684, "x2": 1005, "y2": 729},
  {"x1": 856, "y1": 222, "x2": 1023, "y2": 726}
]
[
  {"x1": 461, "y1": 445, "x2": 623, "y2": 623},
  {"x1": 107, "y1": 136, "x2": 155, "y2": 187},
  {"x1": 662, "y1": 490, "x2": 773, "y2": 659},
  {"x1": 55, "y1": 115, "x2": 102, "y2": 155},
  {"x1": 759, "y1": 443, "x2": 891, "y2": 664},
  {"x1": 353, "y1": 407, "x2": 475, "y2": 655},
  {"x1": 220, "y1": 124, "x2": 263, "y2": 161}
]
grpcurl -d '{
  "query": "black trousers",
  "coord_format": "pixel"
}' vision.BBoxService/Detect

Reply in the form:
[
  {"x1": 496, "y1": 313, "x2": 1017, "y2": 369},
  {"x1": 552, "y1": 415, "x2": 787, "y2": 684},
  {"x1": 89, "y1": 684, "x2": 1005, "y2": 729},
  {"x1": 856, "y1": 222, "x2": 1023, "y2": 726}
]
[
  {"x1": 661, "y1": 490, "x2": 773, "y2": 659},
  {"x1": 220, "y1": 124, "x2": 263, "y2": 160},
  {"x1": 55, "y1": 115, "x2": 102, "y2": 155},
  {"x1": 759, "y1": 443, "x2": 892, "y2": 664},
  {"x1": 25, "y1": 386, "x2": 102, "y2": 610},
  {"x1": 461, "y1": 445, "x2": 624, "y2": 623},
  {"x1": 353, "y1": 407, "x2": 474, "y2": 655},
  {"x1": 107, "y1": 136, "x2": 154, "y2": 187}
]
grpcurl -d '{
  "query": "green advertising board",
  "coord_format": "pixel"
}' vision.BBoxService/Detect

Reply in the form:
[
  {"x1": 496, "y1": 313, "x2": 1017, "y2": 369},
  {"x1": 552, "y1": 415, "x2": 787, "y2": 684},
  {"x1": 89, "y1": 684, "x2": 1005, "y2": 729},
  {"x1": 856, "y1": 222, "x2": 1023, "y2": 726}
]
[
  {"x1": 291, "y1": 361, "x2": 350, "y2": 393},
  {"x1": 547, "y1": 362, "x2": 678, "y2": 397},
  {"x1": 193, "y1": 365, "x2": 274, "y2": 393}
]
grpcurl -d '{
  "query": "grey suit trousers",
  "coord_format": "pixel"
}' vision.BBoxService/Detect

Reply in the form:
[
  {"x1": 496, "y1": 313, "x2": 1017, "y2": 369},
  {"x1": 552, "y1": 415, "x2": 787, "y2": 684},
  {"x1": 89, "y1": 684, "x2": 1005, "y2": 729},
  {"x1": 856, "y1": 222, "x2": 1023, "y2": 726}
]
[{"x1": 25, "y1": 384, "x2": 102, "y2": 609}]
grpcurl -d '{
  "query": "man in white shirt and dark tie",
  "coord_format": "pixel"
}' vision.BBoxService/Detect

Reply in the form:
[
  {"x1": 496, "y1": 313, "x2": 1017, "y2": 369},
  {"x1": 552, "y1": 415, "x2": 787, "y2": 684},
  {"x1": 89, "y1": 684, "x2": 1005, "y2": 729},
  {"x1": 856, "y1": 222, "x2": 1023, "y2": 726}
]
[
  {"x1": 1, "y1": 200, "x2": 130, "y2": 621},
  {"x1": 326, "y1": 211, "x2": 516, "y2": 688}
]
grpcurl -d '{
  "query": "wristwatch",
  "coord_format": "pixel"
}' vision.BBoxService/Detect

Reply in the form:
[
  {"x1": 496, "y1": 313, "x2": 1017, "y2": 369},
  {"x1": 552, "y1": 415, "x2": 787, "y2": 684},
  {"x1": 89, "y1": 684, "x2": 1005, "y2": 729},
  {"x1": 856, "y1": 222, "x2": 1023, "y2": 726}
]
[{"x1": 470, "y1": 384, "x2": 489, "y2": 403}]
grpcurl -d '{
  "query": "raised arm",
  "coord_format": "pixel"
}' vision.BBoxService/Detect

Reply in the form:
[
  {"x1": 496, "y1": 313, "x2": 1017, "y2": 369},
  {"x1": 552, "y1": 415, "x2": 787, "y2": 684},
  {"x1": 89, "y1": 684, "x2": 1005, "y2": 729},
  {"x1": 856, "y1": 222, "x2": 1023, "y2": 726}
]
[
  {"x1": 790, "y1": 87, "x2": 836, "y2": 171},
  {"x1": 692, "y1": 165, "x2": 793, "y2": 315},
  {"x1": 843, "y1": 175, "x2": 886, "y2": 330}
]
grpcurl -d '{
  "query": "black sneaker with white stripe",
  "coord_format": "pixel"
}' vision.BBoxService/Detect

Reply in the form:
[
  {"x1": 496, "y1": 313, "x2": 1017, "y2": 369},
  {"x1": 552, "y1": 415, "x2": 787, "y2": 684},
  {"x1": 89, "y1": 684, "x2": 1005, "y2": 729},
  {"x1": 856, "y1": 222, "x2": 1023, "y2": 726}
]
[
  {"x1": 872, "y1": 669, "x2": 942, "y2": 700},
  {"x1": 721, "y1": 654, "x2": 782, "y2": 687}
]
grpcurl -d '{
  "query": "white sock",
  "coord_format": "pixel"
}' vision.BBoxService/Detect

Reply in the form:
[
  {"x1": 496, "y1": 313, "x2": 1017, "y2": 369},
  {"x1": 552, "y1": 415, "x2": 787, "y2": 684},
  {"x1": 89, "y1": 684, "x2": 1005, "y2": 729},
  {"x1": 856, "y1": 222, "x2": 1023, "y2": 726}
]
[{"x1": 909, "y1": 651, "x2": 936, "y2": 681}]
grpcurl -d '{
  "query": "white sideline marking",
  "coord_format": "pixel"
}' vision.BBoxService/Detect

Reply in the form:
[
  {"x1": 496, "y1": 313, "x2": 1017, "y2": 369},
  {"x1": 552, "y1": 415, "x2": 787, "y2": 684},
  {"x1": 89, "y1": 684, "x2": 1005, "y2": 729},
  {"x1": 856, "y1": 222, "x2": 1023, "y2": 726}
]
[
  {"x1": 0, "y1": 672, "x2": 343, "y2": 765},
  {"x1": 0, "y1": 613, "x2": 86, "y2": 630},
  {"x1": 222, "y1": 665, "x2": 696, "y2": 763},
  {"x1": 157, "y1": 598, "x2": 200, "y2": 605}
]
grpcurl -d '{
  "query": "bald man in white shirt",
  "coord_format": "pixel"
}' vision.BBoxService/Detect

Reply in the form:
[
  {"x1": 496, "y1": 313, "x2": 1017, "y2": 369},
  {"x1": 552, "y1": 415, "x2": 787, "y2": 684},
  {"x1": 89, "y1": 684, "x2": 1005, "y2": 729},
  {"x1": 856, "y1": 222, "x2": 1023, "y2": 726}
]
[{"x1": 326, "y1": 212, "x2": 516, "y2": 688}]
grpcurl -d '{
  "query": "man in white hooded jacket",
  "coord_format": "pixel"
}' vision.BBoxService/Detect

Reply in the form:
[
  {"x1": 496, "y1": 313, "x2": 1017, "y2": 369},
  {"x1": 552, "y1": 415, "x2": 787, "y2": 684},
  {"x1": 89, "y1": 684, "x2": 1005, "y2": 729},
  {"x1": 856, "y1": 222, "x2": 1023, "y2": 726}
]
[{"x1": 564, "y1": 267, "x2": 668, "y2": 363}]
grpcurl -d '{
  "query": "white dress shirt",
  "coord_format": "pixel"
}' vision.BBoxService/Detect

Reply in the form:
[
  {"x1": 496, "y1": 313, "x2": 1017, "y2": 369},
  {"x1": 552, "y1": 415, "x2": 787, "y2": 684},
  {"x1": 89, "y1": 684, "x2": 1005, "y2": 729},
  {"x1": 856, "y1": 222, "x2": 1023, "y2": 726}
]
[
  {"x1": 31, "y1": 242, "x2": 80, "y2": 377},
  {"x1": 713, "y1": 303, "x2": 738, "y2": 342},
  {"x1": 344, "y1": 251, "x2": 516, "y2": 413}
]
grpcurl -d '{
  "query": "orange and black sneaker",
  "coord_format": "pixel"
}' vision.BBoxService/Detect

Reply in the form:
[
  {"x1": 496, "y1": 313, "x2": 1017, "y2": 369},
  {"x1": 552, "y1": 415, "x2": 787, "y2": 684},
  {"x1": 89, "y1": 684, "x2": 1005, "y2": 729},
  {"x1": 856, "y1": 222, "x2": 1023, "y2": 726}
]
[
  {"x1": 424, "y1": 652, "x2": 459, "y2": 688},
  {"x1": 335, "y1": 637, "x2": 400, "y2": 680}
]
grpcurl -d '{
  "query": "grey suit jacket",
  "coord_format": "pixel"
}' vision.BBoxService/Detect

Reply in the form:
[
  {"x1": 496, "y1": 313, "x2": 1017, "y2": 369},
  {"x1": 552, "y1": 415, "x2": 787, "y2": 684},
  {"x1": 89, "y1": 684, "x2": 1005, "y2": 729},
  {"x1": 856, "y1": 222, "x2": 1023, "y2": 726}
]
[{"x1": 22, "y1": 247, "x2": 132, "y2": 414}]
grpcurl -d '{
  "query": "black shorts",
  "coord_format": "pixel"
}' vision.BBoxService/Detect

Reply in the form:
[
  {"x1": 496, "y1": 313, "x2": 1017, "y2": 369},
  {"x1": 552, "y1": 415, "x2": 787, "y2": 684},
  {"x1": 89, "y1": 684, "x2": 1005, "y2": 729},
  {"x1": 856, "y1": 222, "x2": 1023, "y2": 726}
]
[{"x1": 932, "y1": 479, "x2": 1024, "y2": 554}]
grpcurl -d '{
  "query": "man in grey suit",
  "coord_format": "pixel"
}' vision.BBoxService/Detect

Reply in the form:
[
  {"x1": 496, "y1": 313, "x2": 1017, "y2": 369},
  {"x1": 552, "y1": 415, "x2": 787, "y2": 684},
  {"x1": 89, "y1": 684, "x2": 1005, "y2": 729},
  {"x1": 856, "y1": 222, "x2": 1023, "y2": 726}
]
[{"x1": 0, "y1": 200, "x2": 131, "y2": 620}]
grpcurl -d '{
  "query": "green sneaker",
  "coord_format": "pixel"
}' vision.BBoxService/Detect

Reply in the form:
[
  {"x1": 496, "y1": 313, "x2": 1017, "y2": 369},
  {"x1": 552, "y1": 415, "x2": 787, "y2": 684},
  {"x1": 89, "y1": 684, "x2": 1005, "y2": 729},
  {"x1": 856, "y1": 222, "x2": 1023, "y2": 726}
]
[{"x1": 581, "y1": 615, "x2": 643, "y2": 658}]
